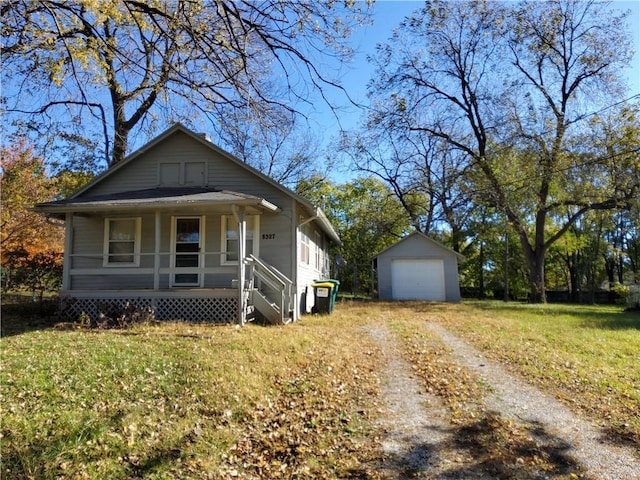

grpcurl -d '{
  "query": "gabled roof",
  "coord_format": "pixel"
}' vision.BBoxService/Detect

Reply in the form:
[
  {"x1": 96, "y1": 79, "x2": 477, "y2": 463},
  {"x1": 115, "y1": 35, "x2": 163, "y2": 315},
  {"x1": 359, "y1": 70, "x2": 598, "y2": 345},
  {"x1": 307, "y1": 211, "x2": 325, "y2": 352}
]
[
  {"x1": 374, "y1": 231, "x2": 465, "y2": 260},
  {"x1": 38, "y1": 123, "x2": 340, "y2": 244}
]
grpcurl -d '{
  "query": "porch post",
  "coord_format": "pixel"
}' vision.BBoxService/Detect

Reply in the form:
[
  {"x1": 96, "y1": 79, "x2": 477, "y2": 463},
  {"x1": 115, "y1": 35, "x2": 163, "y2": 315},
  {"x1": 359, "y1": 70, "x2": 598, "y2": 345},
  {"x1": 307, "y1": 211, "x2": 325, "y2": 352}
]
[
  {"x1": 232, "y1": 204, "x2": 247, "y2": 326},
  {"x1": 62, "y1": 213, "x2": 73, "y2": 291},
  {"x1": 154, "y1": 211, "x2": 161, "y2": 290},
  {"x1": 291, "y1": 198, "x2": 299, "y2": 321}
]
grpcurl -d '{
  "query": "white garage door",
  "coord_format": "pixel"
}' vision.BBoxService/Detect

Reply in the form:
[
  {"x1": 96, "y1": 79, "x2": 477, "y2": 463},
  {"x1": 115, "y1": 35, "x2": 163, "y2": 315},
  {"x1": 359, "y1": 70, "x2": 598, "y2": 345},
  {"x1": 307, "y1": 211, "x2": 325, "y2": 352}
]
[{"x1": 391, "y1": 259, "x2": 446, "y2": 301}]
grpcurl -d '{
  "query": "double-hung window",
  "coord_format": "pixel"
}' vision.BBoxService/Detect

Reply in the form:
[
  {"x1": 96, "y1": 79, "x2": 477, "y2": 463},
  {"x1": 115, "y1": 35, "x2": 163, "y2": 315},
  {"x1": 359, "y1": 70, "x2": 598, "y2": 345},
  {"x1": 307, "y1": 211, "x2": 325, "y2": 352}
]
[
  {"x1": 300, "y1": 225, "x2": 311, "y2": 265},
  {"x1": 104, "y1": 218, "x2": 141, "y2": 266},
  {"x1": 221, "y1": 215, "x2": 259, "y2": 265}
]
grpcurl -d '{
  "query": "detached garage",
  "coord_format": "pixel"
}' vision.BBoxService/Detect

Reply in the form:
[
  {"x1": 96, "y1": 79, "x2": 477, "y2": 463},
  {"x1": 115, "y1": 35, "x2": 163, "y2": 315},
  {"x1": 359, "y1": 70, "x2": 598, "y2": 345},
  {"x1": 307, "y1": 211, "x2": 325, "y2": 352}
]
[{"x1": 375, "y1": 232, "x2": 464, "y2": 302}]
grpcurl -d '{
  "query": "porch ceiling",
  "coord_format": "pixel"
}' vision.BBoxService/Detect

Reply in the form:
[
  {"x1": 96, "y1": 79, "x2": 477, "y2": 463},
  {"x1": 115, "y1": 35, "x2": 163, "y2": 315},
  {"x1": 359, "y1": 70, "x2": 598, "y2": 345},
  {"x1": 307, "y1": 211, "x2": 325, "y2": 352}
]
[{"x1": 34, "y1": 187, "x2": 280, "y2": 217}]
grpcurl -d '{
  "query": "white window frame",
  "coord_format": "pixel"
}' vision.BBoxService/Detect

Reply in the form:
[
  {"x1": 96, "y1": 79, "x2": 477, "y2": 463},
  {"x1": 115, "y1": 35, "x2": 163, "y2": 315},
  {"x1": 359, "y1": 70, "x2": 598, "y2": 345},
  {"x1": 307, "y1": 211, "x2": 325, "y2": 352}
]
[
  {"x1": 315, "y1": 231, "x2": 322, "y2": 270},
  {"x1": 103, "y1": 217, "x2": 141, "y2": 267},
  {"x1": 220, "y1": 215, "x2": 260, "y2": 266},
  {"x1": 324, "y1": 242, "x2": 331, "y2": 274}
]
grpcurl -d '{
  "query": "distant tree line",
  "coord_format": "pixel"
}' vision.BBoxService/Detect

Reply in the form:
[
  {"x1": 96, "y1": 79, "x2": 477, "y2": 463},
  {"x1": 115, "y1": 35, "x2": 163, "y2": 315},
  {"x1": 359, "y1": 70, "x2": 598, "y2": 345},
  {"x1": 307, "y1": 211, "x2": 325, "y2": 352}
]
[
  {"x1": 297, "y1": 175, "x2": 638, "y2": 304},
  {"x1": 338, "y1": 0, "x2": 639, "y2": 303}
]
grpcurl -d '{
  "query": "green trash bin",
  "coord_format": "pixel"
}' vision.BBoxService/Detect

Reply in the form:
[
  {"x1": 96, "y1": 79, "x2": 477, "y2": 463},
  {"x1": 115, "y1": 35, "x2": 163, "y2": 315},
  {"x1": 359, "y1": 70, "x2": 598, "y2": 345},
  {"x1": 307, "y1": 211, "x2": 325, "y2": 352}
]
[
  {"x1": 326, "y1": 279, "x2": 340, "y2": 311},
  {"x1": 311, "y1": 281, "x2": 335, "y2": 314}
]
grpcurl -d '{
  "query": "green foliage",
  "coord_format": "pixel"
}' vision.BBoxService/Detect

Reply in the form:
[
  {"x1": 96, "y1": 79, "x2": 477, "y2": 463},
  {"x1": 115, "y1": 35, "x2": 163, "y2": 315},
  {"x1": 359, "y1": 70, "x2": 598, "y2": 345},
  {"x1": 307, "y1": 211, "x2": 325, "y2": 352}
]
[
  {"x1": 298, "y1": 175, "x2": 412, "y2": 294},
  {"x1": 53, "y1": 169, "x2": 95, "y2": 200},
  {"x1": 2, "y1": 250, "x2": 63, "y2": 302},
  {"x1": 301, "y1": 175, "x2": 413, "y2": 259},
  {"x1": 545, "y1": 208, "x2": 640, "y2": 300},
  {"x1": 610, "y1": 283, "x2": 630, "y2": 305}
]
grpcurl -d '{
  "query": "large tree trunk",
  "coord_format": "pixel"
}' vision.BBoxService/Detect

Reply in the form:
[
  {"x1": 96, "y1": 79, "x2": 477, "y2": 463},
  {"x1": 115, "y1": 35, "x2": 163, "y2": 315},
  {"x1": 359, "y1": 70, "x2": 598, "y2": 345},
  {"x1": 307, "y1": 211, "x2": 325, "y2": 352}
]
[
  {"x1": 527, "y1": 255, "x2": 546, "y2": 303},
  {"x1": 478, "y1": 241, "x2": 485, "y2": 299},
  {"x1": 517, "y1": 226, "x2": 547, "y2": 304},
  {"x1": 111, "y1": 127, "x2": 128, "y2": 166}
]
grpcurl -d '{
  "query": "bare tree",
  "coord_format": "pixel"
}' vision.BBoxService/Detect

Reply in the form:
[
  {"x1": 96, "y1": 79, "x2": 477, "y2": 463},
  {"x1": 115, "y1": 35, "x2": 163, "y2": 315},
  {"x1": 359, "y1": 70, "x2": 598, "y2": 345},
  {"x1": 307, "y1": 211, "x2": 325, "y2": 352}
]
[
  {"x1": 363, "y1": 0, "x2": 638, "y2": 302},
  {"x1": 1, "y1": 0, "x2": 370, "y2": 168},
  {"x1": 214, "y1": 104, "x2": 322, "y2": 188},
  {"x1": 341, "y1": 103, "x2": 475, "y2": 252}
]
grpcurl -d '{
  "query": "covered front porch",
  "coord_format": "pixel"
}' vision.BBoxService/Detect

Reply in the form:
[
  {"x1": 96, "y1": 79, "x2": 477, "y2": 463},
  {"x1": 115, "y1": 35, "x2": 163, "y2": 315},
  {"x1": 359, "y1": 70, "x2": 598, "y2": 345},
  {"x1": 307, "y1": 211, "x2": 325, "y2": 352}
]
[{"x1": 36, "y1": 187, "x2": 295, "y2": 325}]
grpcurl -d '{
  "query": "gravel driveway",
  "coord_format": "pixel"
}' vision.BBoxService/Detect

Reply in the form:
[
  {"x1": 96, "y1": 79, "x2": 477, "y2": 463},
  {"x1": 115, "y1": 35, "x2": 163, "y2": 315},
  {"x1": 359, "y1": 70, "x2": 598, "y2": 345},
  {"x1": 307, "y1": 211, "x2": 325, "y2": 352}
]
[{"x1": 368, "y1": 322, "x2": 640, "y2": 479}]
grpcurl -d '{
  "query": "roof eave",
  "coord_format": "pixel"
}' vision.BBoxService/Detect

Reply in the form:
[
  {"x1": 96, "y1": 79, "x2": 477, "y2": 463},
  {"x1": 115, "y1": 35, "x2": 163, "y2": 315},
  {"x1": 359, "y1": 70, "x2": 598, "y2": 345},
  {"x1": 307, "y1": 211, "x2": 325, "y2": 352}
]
[
  {"x1": 314, "y1": 208, "x2": 341, "y2": 245},
  {"x1": 34, "y1": 198, "x2": 280, "y2": 215}
]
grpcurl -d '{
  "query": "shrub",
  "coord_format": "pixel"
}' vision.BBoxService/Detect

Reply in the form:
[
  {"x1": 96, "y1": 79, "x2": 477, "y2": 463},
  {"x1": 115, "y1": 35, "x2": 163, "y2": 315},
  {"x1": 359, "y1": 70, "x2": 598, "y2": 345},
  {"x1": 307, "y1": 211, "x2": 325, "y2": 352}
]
[
  {"x1": 610, "y1": 282, "x2": 630, "y2": 306},
  {"x1": 2, "y1": 249, "x2": 62, "y2": 302},
  {"x1": 94, "y1": 301, "x2": 156, "y2": 328}
]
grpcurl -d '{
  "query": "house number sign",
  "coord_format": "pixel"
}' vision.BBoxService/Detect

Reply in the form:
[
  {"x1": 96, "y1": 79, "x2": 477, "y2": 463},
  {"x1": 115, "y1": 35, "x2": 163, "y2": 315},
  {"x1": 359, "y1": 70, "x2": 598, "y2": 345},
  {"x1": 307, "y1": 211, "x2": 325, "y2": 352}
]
[{"x1": 262, "y1": 233, "x2": 275, "y2": 240}]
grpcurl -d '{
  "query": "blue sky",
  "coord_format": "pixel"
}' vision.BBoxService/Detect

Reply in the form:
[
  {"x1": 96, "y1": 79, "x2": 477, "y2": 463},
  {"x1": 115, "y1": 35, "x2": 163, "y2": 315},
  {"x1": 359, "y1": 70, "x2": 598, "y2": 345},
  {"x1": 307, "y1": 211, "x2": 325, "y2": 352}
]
[
  {"x1": 308, "y1": 0, "x2": 640, "y2": 163},
  {"x1": 3, "y1": 0, "x2": 637, "y2": 177}
]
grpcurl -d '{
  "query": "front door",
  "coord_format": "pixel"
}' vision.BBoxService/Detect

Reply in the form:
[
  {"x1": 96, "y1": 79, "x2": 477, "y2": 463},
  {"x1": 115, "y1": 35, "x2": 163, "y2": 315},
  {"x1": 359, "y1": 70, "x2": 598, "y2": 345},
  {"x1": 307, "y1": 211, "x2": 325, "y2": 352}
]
[{"x1": 173, "y1": 217, "x2": 203, "y2": 287}]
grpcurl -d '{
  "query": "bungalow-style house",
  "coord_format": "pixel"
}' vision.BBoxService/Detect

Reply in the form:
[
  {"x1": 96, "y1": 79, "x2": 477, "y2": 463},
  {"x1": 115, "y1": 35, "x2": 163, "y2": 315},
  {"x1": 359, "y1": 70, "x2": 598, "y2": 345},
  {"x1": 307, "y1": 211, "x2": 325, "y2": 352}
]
[{"x1": 34, "y1": 124, "x2": 340, "y2": 325}]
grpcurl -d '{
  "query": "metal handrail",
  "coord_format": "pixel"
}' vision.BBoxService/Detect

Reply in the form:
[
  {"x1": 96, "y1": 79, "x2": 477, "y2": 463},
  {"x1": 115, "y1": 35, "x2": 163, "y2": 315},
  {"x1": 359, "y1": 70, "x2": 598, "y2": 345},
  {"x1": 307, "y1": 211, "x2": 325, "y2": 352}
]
[
  {"x1": 246, "y1": 254, "x2": 294, "y2": 320},
  {"x1": 247, "y1": 255, "x2": 291, "y2": 286}
]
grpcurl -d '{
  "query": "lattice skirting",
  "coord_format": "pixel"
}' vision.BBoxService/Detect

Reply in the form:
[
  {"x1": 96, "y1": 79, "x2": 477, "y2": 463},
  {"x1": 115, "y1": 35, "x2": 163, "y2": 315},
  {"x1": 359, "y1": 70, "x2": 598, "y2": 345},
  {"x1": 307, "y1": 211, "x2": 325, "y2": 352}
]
[{"x1": 61, "y1": 296, "x2": 238, "y2": 323}]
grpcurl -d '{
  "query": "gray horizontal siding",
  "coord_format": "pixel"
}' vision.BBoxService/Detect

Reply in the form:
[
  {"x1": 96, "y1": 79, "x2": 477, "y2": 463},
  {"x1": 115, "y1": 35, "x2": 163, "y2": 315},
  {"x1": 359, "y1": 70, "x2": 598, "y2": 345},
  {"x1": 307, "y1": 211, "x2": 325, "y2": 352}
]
[
  {"x1": 84, "y1": 132, "x2": 293, "y2": 210},
  {"x1": 204, "y1": 273, "x2": 235, "y2": 289},
  {"x1": 71, "y1": 275, "x2": 154, "y2": 290},
  {"x1": 258, "y1": 209, "x2": 293, "y2": 276},
  {"x1": 67, "y1": 210, "x2": 296, "y2": 292}
]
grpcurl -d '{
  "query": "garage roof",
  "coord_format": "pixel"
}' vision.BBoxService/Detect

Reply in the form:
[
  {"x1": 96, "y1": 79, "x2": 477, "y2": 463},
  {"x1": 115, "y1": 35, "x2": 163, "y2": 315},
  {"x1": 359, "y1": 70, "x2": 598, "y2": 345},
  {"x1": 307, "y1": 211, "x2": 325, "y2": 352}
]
[{"x1": 374, "y1": 231, "x2": 465, "y2": 260}]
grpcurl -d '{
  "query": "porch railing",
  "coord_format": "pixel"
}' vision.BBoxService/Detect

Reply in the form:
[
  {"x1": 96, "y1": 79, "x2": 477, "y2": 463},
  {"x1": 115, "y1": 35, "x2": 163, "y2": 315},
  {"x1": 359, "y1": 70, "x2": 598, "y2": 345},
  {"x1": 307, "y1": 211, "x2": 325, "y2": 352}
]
[
  {"x1": 61, "y1": 252, "x2": 296, "y2": 323},
  {"x1": 245, "y1": 254, "x2": 294, "y2": 324},
  {"x1": 65, "y1": 251, "x2": 238, "y2": 288}
]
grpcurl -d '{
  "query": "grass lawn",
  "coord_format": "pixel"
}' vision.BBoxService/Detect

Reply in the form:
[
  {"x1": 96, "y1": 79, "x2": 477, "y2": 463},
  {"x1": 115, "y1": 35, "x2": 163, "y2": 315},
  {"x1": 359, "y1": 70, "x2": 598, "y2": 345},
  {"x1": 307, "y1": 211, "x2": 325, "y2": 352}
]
[
  {"x1": 411, "y1": 301, "x2": 640, "y2": 446},
  {"x1": 1, "y1": 300, "x2": 638, "y2": 479},
  {"x1": 1, "y1": 311, "x2": 383, "y2": 479}
]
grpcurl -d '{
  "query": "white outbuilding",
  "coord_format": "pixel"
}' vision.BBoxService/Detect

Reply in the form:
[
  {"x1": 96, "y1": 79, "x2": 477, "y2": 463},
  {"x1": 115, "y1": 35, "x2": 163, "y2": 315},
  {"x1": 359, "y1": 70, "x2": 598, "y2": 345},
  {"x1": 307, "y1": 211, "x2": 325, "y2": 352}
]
[{"x1": 374, "y1": 232, "x2": 464, "y2": 302}]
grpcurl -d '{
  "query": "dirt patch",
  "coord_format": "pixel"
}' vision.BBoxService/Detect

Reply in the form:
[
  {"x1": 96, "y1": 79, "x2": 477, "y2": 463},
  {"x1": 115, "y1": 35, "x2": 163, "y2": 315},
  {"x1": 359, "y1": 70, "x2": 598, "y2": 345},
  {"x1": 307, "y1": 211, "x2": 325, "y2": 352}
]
[
  {"x1": 368, "y1": 322, "x2": 640, "y2": 479},
  {"x1": 367, "y1": 325, "x2": 458, "y2": 478}
]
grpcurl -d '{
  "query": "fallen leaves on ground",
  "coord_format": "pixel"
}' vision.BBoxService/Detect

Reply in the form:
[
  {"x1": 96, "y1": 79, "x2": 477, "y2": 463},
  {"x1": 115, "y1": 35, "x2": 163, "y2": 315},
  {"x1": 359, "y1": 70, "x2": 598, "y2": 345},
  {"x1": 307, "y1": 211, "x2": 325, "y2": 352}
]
[
  {"x1": 395, "y1": 325, "x2": 592, "y2": 479},
  {"x1": 218, "y1": 353, "x2": 384, "y2": 479}
]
